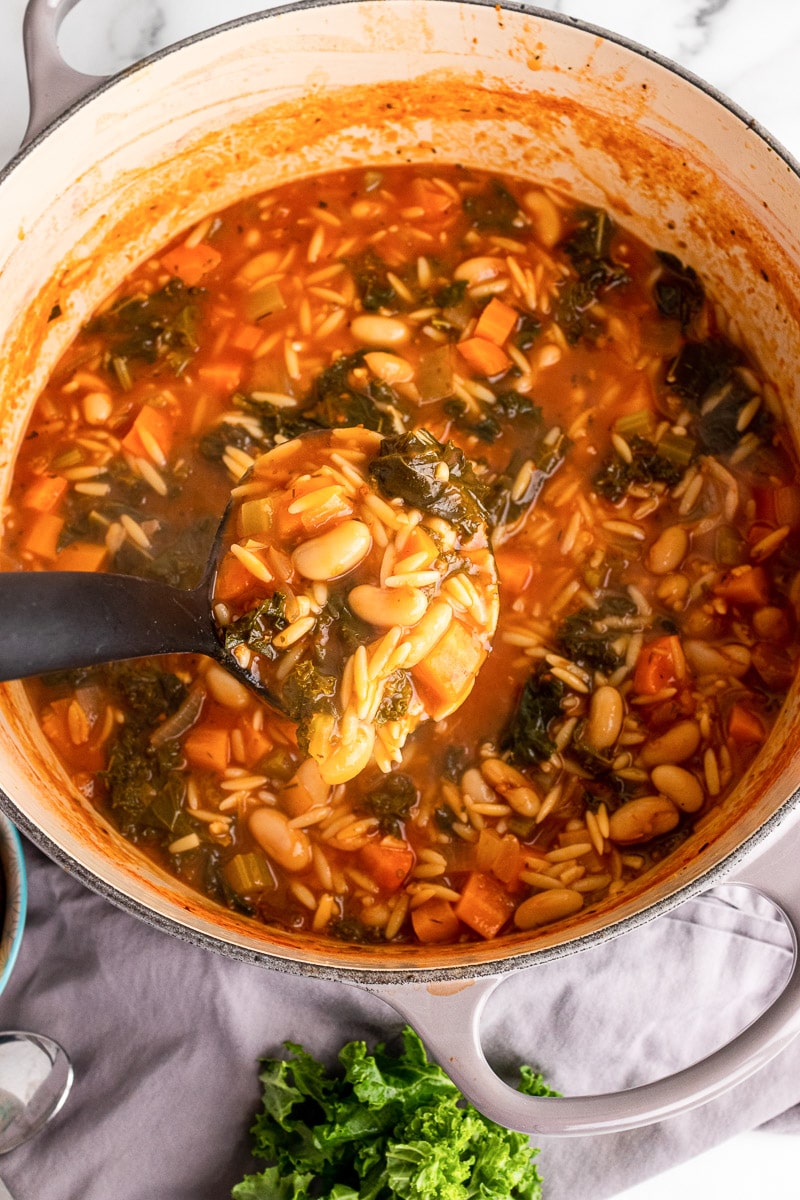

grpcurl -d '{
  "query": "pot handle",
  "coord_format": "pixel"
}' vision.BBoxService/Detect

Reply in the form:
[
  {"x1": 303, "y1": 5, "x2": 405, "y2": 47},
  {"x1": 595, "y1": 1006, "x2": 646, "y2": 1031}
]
[
  {"x1": 22, "y1": 0, "x2": 107, "y2": 145},
  {"x1": 363, "y1": 809, "x2": 800, "y2": 1136}
]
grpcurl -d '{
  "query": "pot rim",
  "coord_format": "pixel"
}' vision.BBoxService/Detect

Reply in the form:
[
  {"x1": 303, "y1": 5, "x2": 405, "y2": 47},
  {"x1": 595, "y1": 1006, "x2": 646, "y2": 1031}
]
[{"x1": 4, "y1": 0, "x2": 800, "y2": 985}]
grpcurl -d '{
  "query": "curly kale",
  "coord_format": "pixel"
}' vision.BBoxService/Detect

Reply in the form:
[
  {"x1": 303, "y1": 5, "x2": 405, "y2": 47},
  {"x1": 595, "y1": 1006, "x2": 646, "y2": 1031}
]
[
  {"x1": 281, "y1": 660, "x2": 338, "y2": 755},
  {"x1": 556, "y1": 207, "x2": 630, "y2": 344},
  {"x1": 556, "y1": 592, "x2": 638, "y2": 674},
  {"x1": 362, "y1": 772, "x2": 418, "y2": 834},
  {"x1": 223, "y1": 593, "x2": 289, "y2": 661},
  {"x1": 375, "y1": 670, "x2": 412, "y2": 725},
  {"x1": 593, "y1": 434, "x2": 685, "y2": 502},
  {"x1": 86, "y1": 278, "x2": 202, "y2": 376},
  {"x1": 304, "y1": 350, "x2": 408, "y2": 434},
  {"x1": 501, "y1": 666, "x2": 565, "y2": 766},
  {"x1": 347, "y1": 247, "x2": 399, "y2": 311},
  {"x1": 463, "y1": 178, "x2": 525, "y2": 233},
  {"x1": 653, "y1": 251, "x2": 705, "y2": 329}
]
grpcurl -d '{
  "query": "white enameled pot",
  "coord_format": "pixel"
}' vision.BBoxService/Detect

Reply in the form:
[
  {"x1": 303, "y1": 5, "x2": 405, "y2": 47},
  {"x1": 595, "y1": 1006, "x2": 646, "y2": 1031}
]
[{"x1": 3, "y1": 0, "x2": 800, "y2": 1137}]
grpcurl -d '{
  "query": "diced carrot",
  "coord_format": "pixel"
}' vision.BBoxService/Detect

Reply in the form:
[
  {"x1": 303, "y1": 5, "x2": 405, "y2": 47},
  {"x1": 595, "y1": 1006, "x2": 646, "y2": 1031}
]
[
  {"x1": 401, "y1": 526, "x2": 439, "y2": 566},
  {"x1": 214, "y1": 554, "x2": 255, "y2": 604},
  {"x1": 411, "y1": 619, "x2": 483, "y2": 719},
  {"x1": 473, "y1": 298, "x2": 518, "y2": 347},
  {"x1": 20, "y1": 512, "x2": 64, "y2": 560},
  {"x1": 240, "y1": 723, "x2": 274, "y2": 770},
  {"x1": 182, "y1": 725, "x2": 230, "y2": 773},
  {"x1": 456, "y1": 337, "x2": 511, "y2": 377},
  {"x1": 727, "y1": 703, "x2": 766, "y2": 745},
  {"x1": 161, "y1": 241, "x2": 222, "y2": 287},
  {"x1": 299, "y1": 491, "x2": 354, "y2": 535},
  {"x1": 493, "y1": 834, "x2": 524, "y2": 886},
  {"x1": 410, "y1": 178, "x2": 454, "y2": 217},
  {"x1": 495, "y1": 547, "x2": 533, "y2": 593},
  {"x1": 228, "y1": 323, "x2": 263, "y2": 353},
  {"x1": 411, "y1": 897, "x2": 462, "y2": 944},
  {"x1": 121, "y1": 404, "x2": 173, "y2": 463},
  {"x1": 55, "y1": 541, "x2": 108, "y2": 573},
  {"x1": 197, "y1": 361, "x2": 243, "y2": 392},
  {"x1": 714, "y1": 565, "x2": 770, "y2": 607},
  {"x1": 633, "y1": 634, "x2": 686, "y2": 695},
  {"x1": 360, "y1": 841, "x2": 414, "y2": 893},
  {"x1": 455, "y1": 871, "x2": 515, "y2": 939},
  {"x1": 21, "y1": 474, "x2": 68, "y2": 514}
]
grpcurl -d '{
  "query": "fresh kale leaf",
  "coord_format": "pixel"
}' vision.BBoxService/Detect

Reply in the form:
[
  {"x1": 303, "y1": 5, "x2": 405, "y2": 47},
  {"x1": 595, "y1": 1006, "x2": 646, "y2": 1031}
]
[
  {"x1": 347, "y1": 248, "x2": 399, "y2": 311},
  {"x1": 362, "y1": 772, "x2": 418, "y2": 834},
  {"x1": 556, "y1": 207, "x2": 630, "y2": 344},
  {"x1": 304, "y1": 351, "x2": 408, "y2": 434},
  {"x1": 281, "y1": 660, "x2": 338, "y2": 755},
  {"x1": 556, "y1": 592, "x2": 638, "y2": 674},
  {"x1": 224, "y1": 594, "x2": 289, "y2": 661},
  {"x1": 232, "y1": 1027, "x2": 548, "y2": 1200}
]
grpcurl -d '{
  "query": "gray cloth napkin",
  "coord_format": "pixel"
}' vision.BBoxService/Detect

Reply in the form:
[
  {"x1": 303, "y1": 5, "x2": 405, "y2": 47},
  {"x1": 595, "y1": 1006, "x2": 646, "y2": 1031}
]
[{"x1": 1, "y1": 841, "x2": 799, "y2": 1200}]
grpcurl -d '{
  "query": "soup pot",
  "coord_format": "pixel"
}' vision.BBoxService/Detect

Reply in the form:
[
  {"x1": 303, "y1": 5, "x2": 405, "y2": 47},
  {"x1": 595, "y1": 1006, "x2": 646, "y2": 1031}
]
[{"x1": 3, "y1": 0, "x2": 800, "y2": 1138}]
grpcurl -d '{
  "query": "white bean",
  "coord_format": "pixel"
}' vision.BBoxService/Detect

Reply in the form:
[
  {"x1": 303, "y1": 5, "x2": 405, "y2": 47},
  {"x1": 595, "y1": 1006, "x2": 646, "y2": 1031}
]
[
  {"x1": 350, "y1": 315, "x2": 410, "y2": 347},
  {"x1": 650, "y1": 764, "x2": 705, "y2": 813},
  {"x1": 249, "y1": 807, "x2": 312, "y2": 872},
  {"x1": 364, "y1": 351, "x2": 414, "y2": 383},
  {"x1": 514, "y1": 888, "x2": 583, "y2": 929},
  {"x1": 453, "y1": 256, "x2": 505, "y2": 284},
  {"x1": 204, "y1": 662, "x2": 251, "y2": 710},
  {"x1": 608, "y1": 795, "x2": 680, "y2": 844},
  {"x1": 292, "y1": 520, "x2": 372, "y2": 580},
  {"x1": 646, "y1": 525, "x2": 689, "y2": 575},
  {"x1": 639, "y1": 720, "x2": 701, "y2": 767},
  {"x1": 585, "y1": 686, "x2": 624, "y2": 750},
  {"x1": 348, "y1": 584, "x2": 427, "y2": 628}
]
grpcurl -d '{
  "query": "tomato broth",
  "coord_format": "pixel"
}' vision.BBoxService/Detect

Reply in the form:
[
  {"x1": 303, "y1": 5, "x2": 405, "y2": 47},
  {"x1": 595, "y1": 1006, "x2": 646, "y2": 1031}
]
[{"x1": 4, "y1": 165, "x2": 799, "y2": 946}]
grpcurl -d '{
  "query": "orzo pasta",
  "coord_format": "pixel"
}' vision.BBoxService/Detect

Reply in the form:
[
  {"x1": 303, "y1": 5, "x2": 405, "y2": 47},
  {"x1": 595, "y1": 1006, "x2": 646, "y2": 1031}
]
[{"x1": 4, "y1": 164, "x2": 799, "y2": 945}]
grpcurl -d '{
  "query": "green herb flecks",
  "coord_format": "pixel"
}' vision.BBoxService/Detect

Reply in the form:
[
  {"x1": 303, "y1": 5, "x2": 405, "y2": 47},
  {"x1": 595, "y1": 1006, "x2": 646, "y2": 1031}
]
[{"x1": 231, "y1": 1027, "x2": 551, "y2": 1200}]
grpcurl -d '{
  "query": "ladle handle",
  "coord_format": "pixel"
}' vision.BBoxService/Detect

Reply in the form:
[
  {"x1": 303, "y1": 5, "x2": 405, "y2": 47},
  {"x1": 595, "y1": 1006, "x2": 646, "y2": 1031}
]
[
  {"x1": 0, "y1": 572, "x2": 214, "y2": 680},
  {"x1": 363, "y1": 807, "x2": 800, "y2": 1136},
  {"x1": 22, "y1": 0, "x2": 107, "y2": 145}
]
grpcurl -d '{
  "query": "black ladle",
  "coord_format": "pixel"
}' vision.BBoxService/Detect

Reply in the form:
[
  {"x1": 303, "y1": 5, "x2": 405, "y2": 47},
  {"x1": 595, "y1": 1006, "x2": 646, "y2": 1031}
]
[{"x1": 0, "y1": 477, "x2": 281, "y2": 705}]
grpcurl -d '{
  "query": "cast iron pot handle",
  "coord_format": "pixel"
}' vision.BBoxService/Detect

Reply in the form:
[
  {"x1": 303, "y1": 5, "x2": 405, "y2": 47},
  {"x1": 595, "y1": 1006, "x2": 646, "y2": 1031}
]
[
  {"x1": 363, "y1": 808, "x2": 800, "y2": 1136},
  {"x1": 22, "y1": 0, "x2": 107, "y2": 145}
]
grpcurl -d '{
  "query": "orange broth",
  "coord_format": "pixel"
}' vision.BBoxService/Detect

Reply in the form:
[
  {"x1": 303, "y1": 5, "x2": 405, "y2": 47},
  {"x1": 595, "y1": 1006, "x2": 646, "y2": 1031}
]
[{"x1": 3, "y1": 164, "x2": 800, "y2": 945}]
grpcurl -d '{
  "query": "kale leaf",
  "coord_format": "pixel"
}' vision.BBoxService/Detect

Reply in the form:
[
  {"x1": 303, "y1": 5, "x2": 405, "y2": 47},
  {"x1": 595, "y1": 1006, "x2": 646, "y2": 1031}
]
[
  {"x1": 593, "y1": 434, "x2": 685, "y2": 502},
  {"x1": 369, "y1": 427, "x2": 491, "y2": 538},
  {"x1": 555, "y1": 207, "x2": 630, "y2": 344},
  {"x1": 375, "y1": 670, "x2": 413, "y2": 725},
  {"x1": 231, "y1": 1027, "x2": 548, "y2": 1200},
  {"x1": 463, "y1": 178, "x2": 525, "y2": 233},
  {"x1": 556, "y1": 592, "x2": 638, "y2": 674},
  {"x1": 87, "y1": 279, "x2": 202, "y2": 376},
  {"x1": 501, "y1": 666, "x2": 565, "y2": 766},
  {"x1": 304, "y1": 351, "x2": 408, "y2": 434},
  {"x1": 223, "y1": 594, "x2": 289, "y2": 660},
  {"x1": 665, "y1": 338, "x2": 773, "y2": 456},
  {"x1": 281, "y1": 660, "x2": 338, "y2": 755},
  {"x1": 653, "y1": 251, "x2": 705, "y2": 329},
  {"x1": 362, "y1": 772, "x2": 418, "y2": 834},
  {"x1": 347, "y1": 247, "x2": 399, "y2": 311}
]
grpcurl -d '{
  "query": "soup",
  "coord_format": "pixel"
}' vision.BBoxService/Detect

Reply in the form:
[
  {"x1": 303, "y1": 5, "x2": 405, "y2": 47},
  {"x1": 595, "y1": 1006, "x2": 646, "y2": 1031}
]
[{"x1": 3, "y1": 165, "x2": 798, "y2": 945}]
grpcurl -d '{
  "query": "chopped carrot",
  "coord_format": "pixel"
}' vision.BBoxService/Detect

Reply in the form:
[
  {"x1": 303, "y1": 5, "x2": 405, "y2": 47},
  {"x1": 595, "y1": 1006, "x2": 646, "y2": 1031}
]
[
  {"x1": 633, "y1": 634, "x2": 686, "y2": 695},
  {"x1": 240, "y1": 723, "x2": 273, "y2": 769},
  {"x1": 228, "y1": 323, "x2": 263, "y2": 353},
  {"x1": 21, "y1": 474, "x2": 68, "y2": 514},
  {"x1": 121, "y1": 404, "x2": 173, "y2": 463},
  {"x1": 411, "y1": 619, "x2": 483, "y2": 719},
  {"x1": 410, "y1": 178, "x2": 454, "y2": 217},
  {"x1": 197, "y1": 361, "x2": 243, "y2": 393},
  {"x1": 182, "y1": 725, "x2": 230, "y2": 773},
  {"x1": 456, "y1": 337, "x2": 511, "y2": 377},
  {"x1": 455, "y1": 871, "x2": 515, "y2": 939},
  {"x1": 714, "y1": 564, "x2": 770, "y2": 607},
  {"x1": 495, "y1": 547, "x2": 533, "y2": 593},
  {"x1": 55, "y1": 541, "x2": 108, "y2": 573},
  {"x1": 473, "y1": 297, "x2": 518, "y2": 347},
  {"x1": 213, "y1": 554, "x2": 255, "y2": 604},
  {"x1": 411, "y1": 897, "x2": 462, "y2": 944},
  {"x1": 20, "y1": 512, "x2": 64, "y2": 560},
  {"x1": 161, "y1": 241, "x2": 222, "y2": 287},
  {"x1": 360, "y1": 841, "x2": 414, "y2": 893},
  {"x1": 727, "y1": 703, "x2": 766, "y2": 745},
  {"x1": 401, "y1": 526, "x2": 439, "y2": 566},
  {"x1": 299, "y1": 491, "x2": 354, "y2": 535}
]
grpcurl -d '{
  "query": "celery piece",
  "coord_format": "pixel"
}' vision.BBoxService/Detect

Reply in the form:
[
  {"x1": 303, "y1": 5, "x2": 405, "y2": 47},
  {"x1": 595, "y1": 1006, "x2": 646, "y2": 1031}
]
[
  {"x1": 657, "y1": 428, "x2": 696, "y2": 467},
  {"x1": 243, "y1": 280, "x2": 286, "y2": 323},
  {"x1": 716, "y1": 524, "x2": 745, "y2": 566},
  {"x1": 223, "y1": 851, "x2": 275, "y2": 896},
  {"x1": 614, "y1": 409, "x2": 653, "y2": 438},
  {"x1": 417, "y1": 345, "x2": 455, "y2": 404},
  {"x1": 238, "y1": 497, "x2": 273, "y2": 537}
]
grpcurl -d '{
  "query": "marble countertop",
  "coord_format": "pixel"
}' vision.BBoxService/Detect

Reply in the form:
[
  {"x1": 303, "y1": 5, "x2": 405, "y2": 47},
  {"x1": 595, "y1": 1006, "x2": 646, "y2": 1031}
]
[
  {"x1": 1, "y1": 3, "x2": 799, "y2": 1198},
  {"x1": 2, "y1": 0, "x2": 800, "y2": 166}
]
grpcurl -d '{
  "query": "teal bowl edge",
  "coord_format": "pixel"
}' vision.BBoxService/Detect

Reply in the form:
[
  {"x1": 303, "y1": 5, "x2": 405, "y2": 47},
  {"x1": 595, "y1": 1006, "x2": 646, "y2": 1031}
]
[{"x1": 0, "y1": 813, "x2": 27, "y2": 995}]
